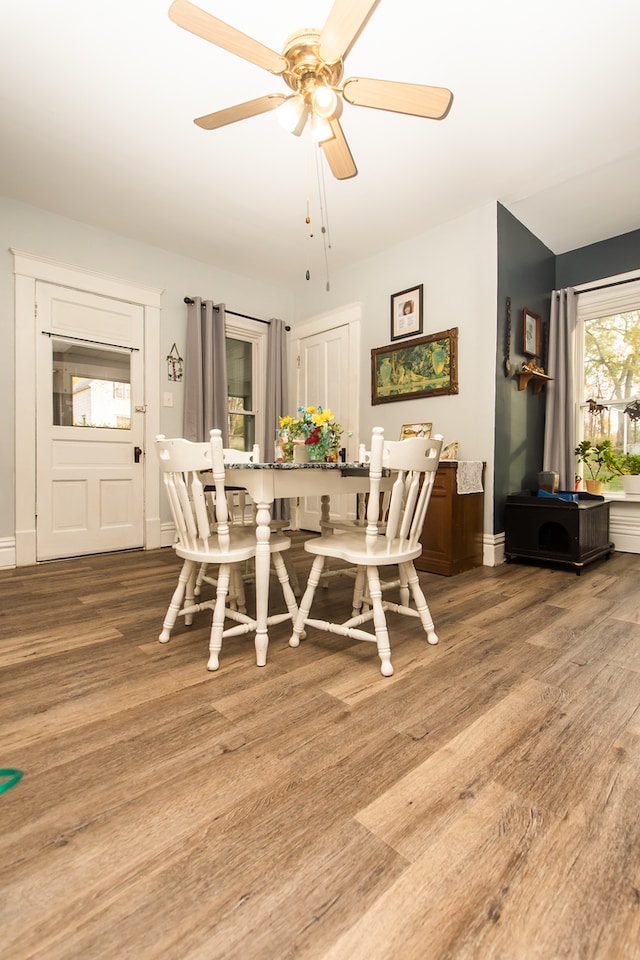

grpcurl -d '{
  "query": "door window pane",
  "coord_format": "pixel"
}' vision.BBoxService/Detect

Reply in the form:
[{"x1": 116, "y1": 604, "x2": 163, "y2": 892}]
[{"x1": 51, "y1": 338, "x2": 131, "y2": 429}]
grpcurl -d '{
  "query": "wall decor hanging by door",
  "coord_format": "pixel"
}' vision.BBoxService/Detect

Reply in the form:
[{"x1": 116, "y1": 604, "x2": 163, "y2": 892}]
[
  {"x1": 371, "y1": 328, "x2": 458, "y2": 405},
  {"x1": 166, "y1": 343, "x2": 183, "y2": 381}
]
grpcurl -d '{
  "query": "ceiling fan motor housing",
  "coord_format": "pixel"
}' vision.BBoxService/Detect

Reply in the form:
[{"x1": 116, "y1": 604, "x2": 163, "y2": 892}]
[{"x1": 282, "y1": 30, "x2": 344, "y2": 107}]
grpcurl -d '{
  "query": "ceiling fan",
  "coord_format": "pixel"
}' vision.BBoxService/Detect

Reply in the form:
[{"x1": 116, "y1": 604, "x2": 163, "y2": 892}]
[{"x1": 168, "y1": 0, "x2": 453, "y2": 180}]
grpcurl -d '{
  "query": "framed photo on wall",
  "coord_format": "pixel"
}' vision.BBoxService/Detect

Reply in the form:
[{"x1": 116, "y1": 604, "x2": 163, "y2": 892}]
[
  {"x1": 371, "y1": 328, "x2": 458, "y2": 405},
  {"x1": 522, "y1": 308, "x2": 541, "y2": 357},
  {"x1": 390, "y1": 284, "x2": 423, "y2": 341}
]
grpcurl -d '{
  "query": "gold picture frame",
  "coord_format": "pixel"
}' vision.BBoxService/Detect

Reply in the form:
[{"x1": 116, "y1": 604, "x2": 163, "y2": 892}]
[{"x1": 371, "y1": 328, "x2": 458, "y2": 405}]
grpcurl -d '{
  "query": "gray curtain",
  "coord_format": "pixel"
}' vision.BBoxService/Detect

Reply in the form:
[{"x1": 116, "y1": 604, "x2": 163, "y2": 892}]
[
  {"x1": 183, "y1": 298, "x2": 229, "y2": 444},
  {"x1": 543, "y1": 287, "x2": 577, "y2": 489},
  {"x1": 264, "y1": 318, "x2": 289, "y2": 521}
]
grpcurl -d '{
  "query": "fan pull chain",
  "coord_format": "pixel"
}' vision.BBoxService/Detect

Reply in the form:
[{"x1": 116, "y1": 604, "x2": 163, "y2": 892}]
[
  {"x1": 305, "y1": 133, "x2": 315, "y2": 280},
  {"x1": 315, "y1": 144, "x2": 332, "y2": 291}
]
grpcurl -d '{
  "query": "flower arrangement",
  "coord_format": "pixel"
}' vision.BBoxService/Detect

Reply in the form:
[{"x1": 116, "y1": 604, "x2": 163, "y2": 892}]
[{"x1": 279, "y1": 406, "x2": 343, "y2": 461}]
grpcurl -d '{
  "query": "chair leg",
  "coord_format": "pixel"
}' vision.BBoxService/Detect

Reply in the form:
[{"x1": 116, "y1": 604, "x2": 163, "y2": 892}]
[
  {"x1": 184, "y1": 564, "x2": 197, "y2": 625},
  {"x1": 366, "y1": 566, "x2": 393, "y2": 677},
  {"x1": 232, "y1": 568, "x2": 247, "y2": 614},
  {"x1": 289, "y1": 555, "x2": 325, "y2": 647},
  {"x1": 351, "y1": 565, "x2": 367, "y2": 618},
  {"x1": 402, "y1": 561, "x2": 439, "y2": 645},
  {"x1": 208, "y1": 564, "x2": 231, "y2": 671},
  {"x1": 282, "y1": 552, "x2": 302, "y2": 597},
  {"x1": 160, "y1": 559, "x2": 194, "y2": 642},
  {"x1": 398, "y1": 564, "x2": 410, "y2": 608},
  {"x1": 194, "y1": 562, "x2": 207, "y2": 597},
  {"x1": 271, "y1": 553, "x2": 299, "y2": 623}
]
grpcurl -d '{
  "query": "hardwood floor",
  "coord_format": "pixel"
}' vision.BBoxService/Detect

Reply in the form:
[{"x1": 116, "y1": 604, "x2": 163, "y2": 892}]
[{"x1": 1, "y1": 537, "x2": 640, "y2": 959}]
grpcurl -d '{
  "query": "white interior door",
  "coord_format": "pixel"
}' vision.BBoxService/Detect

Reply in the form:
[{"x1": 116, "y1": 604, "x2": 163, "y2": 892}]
[
  {"x1": 294, "y1": 308, "x2": 360, "y2": 530},
  {"x1": 36, "y1": 282, "x2": 145, "y2": 560}
]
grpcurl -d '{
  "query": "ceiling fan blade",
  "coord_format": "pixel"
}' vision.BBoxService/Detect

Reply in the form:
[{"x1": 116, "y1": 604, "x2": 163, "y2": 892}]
[
  {"x1": 342, "y1": 78, "x2": 453, "y2": 119},
  {"x1": 169, "y1": 0, "x2": 286, "y2": 75},
  {"x1": 321, "y1": 118, "x2": 357, "y2": 180},
  {"x1": 195, "y1": 94, "x2": 287, "y2": 130},
  {"x1": 319, "y1": 0, "x2": 381, "y2": 64}
]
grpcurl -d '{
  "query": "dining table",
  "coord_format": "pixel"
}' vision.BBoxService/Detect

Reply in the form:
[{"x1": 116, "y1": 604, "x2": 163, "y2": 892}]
[{"x1": 223, "y1": 460, "x2": 374, "y2": 664}]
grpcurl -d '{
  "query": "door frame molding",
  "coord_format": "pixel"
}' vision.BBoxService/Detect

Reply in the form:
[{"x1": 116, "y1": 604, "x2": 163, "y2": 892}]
[{"x1": 12, "y1": 250, "x2": 163, "y2": 566}]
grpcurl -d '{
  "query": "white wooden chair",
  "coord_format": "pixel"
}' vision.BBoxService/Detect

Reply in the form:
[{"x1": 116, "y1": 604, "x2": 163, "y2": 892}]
[
  {"x1": 156, "y1": 430, "x2": 298, "y2": 671},
  {"x1": 193, "y1": 443, "x2": 301, "y2": 599},
  {"x1": 193, "y1": 443, "x2": 260, "y2": 605},
  {"x1": 289, "y1": 427, "x2": 443, "y2": 676}
]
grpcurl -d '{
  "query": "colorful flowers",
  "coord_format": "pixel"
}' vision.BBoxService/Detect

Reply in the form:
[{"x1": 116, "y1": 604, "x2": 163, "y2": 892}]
[{"x1": 279, "y1": 406, "x2": 343, "y2": 461}]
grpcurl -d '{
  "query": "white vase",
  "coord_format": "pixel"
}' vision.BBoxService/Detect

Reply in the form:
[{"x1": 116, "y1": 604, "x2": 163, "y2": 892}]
[
  {"x1": 621, "y1": 475, "x2": 640, "y2": 498},
  {"x1": 293, "y1": 440, "x2": 310, "y2": 464}
]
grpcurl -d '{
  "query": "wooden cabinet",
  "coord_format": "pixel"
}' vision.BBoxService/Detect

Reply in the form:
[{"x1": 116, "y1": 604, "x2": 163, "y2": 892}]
[{"x1": 416, "y1": 461, "x2": 484, "y2": 576}]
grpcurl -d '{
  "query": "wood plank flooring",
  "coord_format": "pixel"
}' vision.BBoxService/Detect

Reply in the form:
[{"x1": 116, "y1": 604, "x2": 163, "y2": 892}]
[{"x1": 1, "y1": 538, "x2": 640, "y2": 959}]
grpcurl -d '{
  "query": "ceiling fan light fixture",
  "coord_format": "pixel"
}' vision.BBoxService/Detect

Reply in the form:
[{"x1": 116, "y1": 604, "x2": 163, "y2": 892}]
[
  {"x1": 276, "y1": 94, "x2": 309, "y2": 136},
  {"x1": 310, "y1": 112, "x2": 334, "y2": 143},
  {"x1": 311, "y1": 84, "x2": 338, "y2": 120}
]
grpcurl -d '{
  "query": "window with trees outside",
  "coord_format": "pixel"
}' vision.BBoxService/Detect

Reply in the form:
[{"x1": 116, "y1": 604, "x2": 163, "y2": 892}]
[
  {"x1": 225, "y1": 319, "x2": 267, "y2": 453},
  {"x1": 578, "y1": 277, "x2": 640, "y2": 491}
]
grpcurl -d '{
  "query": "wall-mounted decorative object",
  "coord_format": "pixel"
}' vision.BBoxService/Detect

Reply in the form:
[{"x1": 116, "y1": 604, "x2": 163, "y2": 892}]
[
  {"x1": 371, "y1": 328, "x2": 458, "y2": 405},
  {"x1": 390, "y1": 284, "x2": 424, "y2": 341},
  {"x1": 517, "y1": 358, "x2": 553, "y2": 394},
  {"x1": 400, "y1": 422, "x2": 432, "y2": 440},
  {"x1": 166, "y1": 343, "x2": 183, "y2": 381},
  {"x1": 504, "y1": 296, "x2": 512, "y2": 376},
  {"x1": 522, "y1": 308, "x2": 541, "y2": 358}
]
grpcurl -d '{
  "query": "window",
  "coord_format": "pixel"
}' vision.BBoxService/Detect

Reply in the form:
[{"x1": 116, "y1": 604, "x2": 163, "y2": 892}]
[
  {"x1": 577, "y1": 277, "x2": 640, "y2": 490},
  {"x1": 51, "y1": 338, "x2": 132, "y2": 429},
  {"x1": 224, "y1": 321, "x2": 265, "y2": 453}
]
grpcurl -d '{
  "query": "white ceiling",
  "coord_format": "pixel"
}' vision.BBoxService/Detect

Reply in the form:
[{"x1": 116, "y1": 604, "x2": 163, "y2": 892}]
[{"x1": 1, "y1": 0, "x2": 639, "y2": 291}]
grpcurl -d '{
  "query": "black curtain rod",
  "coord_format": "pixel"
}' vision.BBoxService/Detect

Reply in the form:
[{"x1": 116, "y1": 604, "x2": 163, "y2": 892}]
[
  {"x1": 568, "y1": 275, "x2": 640, "y2": 296},
  {"x1": 184, "y1": 297, "x2": 290, "y2": 331}
]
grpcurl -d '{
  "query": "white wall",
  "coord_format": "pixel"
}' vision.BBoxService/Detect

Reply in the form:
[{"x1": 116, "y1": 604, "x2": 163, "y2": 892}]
[
  {"x1": 0, "y1": 195, "x2": 293, "y2": 544},
  {"x1": 1, "y1": 194, "x2": 498, "y2": 555},
  {"x1": 292, "y1": 202, "x2": 498, "y2": 536}
]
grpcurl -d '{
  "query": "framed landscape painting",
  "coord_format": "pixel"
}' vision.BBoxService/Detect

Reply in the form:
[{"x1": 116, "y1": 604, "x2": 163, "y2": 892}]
[{"x1": 371, "y1": 328, "x2": 458, "y2": 405}]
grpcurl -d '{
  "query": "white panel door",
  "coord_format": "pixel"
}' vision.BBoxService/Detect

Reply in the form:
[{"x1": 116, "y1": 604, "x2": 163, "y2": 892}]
[
  {"x1": 36, "y1": 283, "x2": 145, "y2": 560},
  {"x1": 295, "y1": 323, "x2": 354, "y2": 531}
]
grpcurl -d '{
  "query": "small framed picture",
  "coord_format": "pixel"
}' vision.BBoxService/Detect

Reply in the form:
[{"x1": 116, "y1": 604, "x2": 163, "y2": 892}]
[
  {"x1": 400, "y1": 422, "x2": 432, "y2": 440},
  {"x1": 390, "y1": 284, "x2": 423, "y2": 341},
  {"x1": 523, "y1": 308, "x2": 541, "y2": 358}
]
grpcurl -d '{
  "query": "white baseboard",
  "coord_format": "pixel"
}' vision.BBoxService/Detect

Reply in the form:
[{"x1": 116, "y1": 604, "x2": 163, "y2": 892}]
[
  {"x1": 609, "y1": 498, "x2": 640, "y2": 553},
  {"x1": 0, "y1": 538, "x2": 17, "y2": 569},
  {"x1": 483, "y1": 532, "x2": 505, "y2": 567},
  {"x1": 161, "y1": 523, "x2": 176, "y2": 548}
]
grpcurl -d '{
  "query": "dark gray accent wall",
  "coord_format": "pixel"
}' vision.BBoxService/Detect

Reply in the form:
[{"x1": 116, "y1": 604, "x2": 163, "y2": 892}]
[
  {"x1": 495, "y1": 204, "x2": 555, "y2": 533},
  {"x1": 556, "y1": 229, "x2": 640, "y2": 288}
]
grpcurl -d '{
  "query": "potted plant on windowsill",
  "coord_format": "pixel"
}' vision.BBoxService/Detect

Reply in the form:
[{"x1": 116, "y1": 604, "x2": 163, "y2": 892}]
[
  {"x1": 602, "y1": 449, "x2": 640, "y2": 497},
  {"x1": 574, "y1": 440, "x2": 614, "y2": 495}
]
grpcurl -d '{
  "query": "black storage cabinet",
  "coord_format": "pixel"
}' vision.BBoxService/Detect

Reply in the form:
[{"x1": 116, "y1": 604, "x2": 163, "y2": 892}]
[{"x1": 504, "y1": 491, "x2": 614, "y2": 573}]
